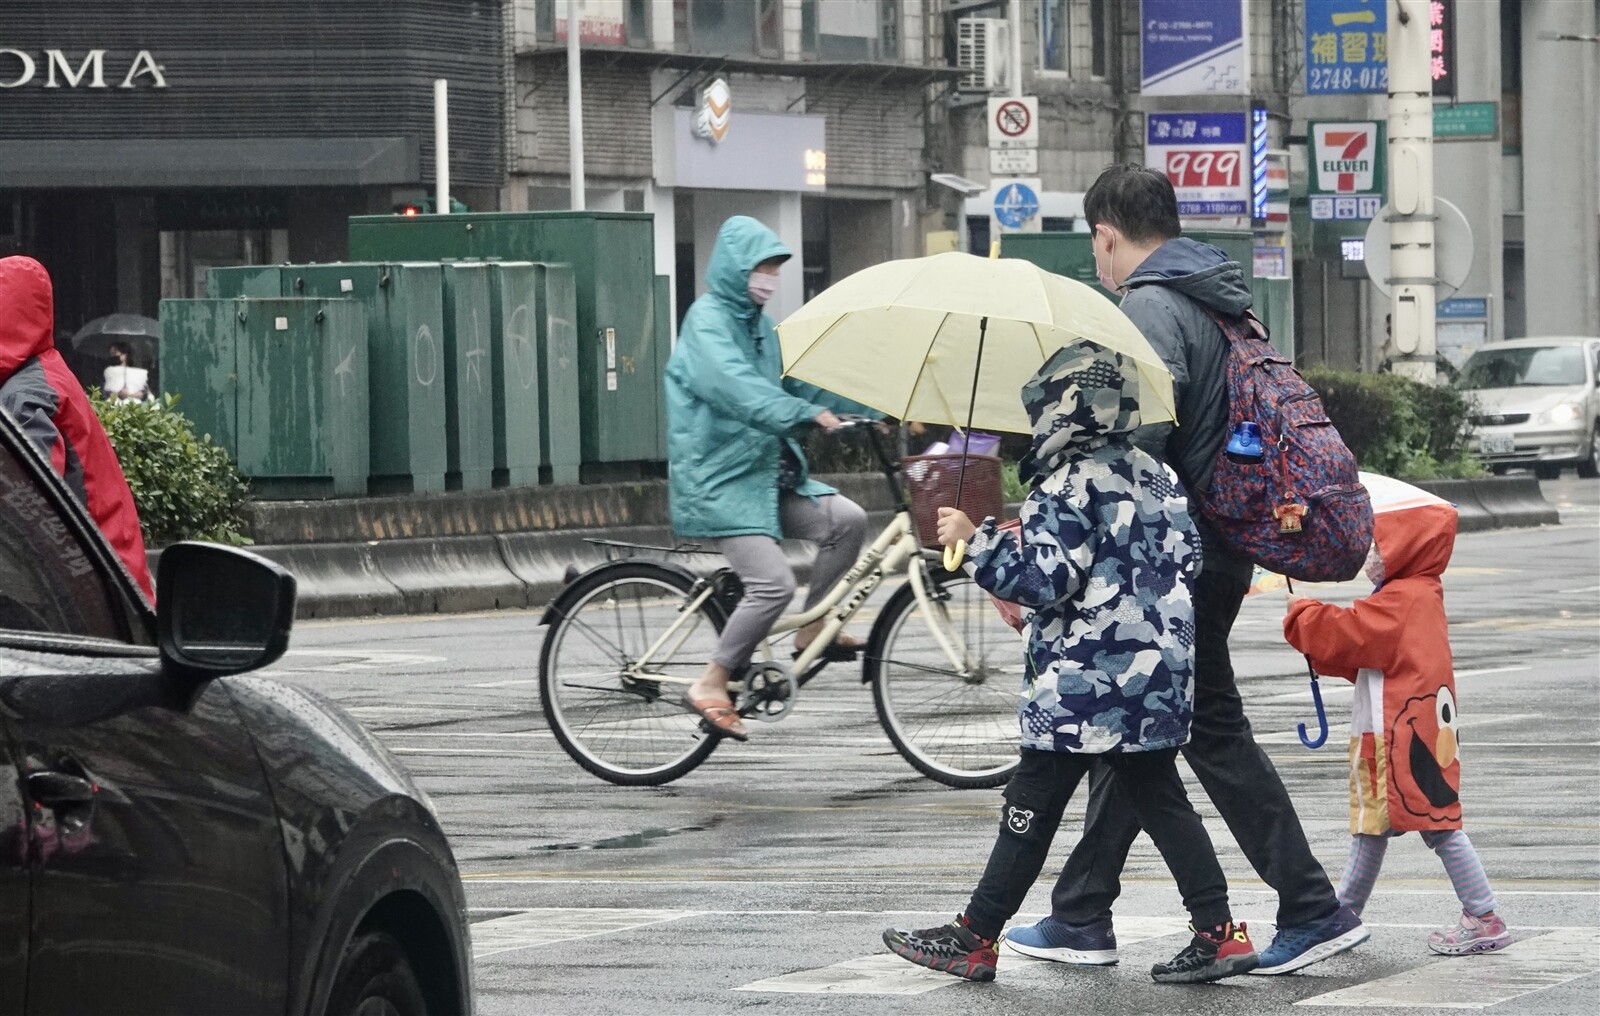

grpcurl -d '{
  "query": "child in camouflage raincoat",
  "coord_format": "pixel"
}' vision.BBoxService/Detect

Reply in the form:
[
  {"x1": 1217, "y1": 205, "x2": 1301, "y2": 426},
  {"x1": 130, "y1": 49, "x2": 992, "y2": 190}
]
[{"x1": 884, "y1": 345, "x2": 1258, "y2": 984}]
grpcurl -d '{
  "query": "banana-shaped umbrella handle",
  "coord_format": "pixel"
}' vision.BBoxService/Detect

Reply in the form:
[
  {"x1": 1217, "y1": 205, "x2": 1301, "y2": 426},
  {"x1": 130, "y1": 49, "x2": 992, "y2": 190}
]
[{"x1": 943, "y1": 540, "x2": 965, "y2": 571}]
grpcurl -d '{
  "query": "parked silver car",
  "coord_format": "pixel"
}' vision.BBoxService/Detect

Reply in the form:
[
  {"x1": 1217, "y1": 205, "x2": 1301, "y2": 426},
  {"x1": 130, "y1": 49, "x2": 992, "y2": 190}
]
[{"x1": 1459, "y1": 336, "x2": 1600, "y2": 479}]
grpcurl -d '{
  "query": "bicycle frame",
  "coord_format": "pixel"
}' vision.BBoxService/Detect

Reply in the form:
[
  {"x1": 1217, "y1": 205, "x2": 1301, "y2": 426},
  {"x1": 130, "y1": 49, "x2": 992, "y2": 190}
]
[
  {"x1": 626, "y1": 507, "x2": 974, "y2": 692},
  {"x1": 625, "y1": 420, "x2": 983, "y2": 693}
]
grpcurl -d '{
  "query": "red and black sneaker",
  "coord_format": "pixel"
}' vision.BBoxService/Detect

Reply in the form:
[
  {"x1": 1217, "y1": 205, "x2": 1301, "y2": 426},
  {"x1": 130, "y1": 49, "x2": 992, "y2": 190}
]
[
  {"x1": 1150, "y1": 920, "x2": 1259, "y2": 984},
  {"x1": 882, "y1": 914, "x2": 999, "y2": 982}
]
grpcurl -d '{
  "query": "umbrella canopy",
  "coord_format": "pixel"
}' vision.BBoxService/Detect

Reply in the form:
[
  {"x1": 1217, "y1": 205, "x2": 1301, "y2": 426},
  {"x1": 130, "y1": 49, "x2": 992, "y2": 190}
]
[
  {"x1": 70, "y1": 314, "x2": 161, "y2": 365},
  {"x1": 778, "y1": 252, "x2": 1175, "y2": 435}
]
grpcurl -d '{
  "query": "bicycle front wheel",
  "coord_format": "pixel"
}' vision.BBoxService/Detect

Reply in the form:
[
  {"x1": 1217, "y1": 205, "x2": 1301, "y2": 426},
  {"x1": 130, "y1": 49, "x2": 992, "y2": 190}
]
[
  {"x1": 868, "y1": 566, "x2": 1022, "y2": 789},
  {"x1": 539, "y1": 561, "x2": 728, "y2": 786}
]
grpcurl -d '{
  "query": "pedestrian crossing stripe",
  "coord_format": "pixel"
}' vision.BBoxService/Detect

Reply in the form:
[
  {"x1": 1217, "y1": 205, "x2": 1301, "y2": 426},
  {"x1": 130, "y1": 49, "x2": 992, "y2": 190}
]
[
  {"x1": 1295, "y1": 927, "x2": 1600, "y2": 1009},
  {"x1": 471, "y1": 909, "x2": 1600, "y2": 1007}
]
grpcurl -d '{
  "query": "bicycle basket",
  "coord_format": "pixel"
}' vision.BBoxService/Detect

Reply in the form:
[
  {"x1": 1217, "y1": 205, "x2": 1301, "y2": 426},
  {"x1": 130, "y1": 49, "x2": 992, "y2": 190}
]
[{"x1": 901, "y1": 452, "x2": 1005, "y2": 548}]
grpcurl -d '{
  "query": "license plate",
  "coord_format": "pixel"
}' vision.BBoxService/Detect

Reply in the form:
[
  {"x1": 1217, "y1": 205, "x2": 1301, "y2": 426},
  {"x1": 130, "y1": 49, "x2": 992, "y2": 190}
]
[{"x1": 1481, "y1": 434, "x2": 1516, "y2": 455}]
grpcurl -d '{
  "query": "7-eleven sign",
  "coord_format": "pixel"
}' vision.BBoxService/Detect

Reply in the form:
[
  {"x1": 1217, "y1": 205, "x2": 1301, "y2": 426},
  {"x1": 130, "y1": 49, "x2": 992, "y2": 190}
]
[
  {"x1": 1308, "y1": 120, "x2": 1385, "y2": 221},
  {"x1": 1312, "y1": 122, "x2": 1381, "y2": 194}
]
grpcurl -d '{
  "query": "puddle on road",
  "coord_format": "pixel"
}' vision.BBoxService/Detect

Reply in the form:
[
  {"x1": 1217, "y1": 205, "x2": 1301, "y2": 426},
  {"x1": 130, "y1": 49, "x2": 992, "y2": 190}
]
[{"x1": 532, "y1": 822, "x2": 714, "y2": 852}]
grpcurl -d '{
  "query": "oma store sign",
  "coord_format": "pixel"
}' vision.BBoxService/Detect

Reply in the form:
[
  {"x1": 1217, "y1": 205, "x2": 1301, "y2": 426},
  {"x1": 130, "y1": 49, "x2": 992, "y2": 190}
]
[{"x1": 0, "y1": 49, "x2": 168, "y2": 89}]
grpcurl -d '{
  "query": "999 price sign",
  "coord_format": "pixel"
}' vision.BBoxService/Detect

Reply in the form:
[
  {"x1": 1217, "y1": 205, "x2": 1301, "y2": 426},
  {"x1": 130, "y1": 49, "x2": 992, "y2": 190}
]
[{"x1": 1145, "y1": 112, "x2": 1250, "y2": 217}]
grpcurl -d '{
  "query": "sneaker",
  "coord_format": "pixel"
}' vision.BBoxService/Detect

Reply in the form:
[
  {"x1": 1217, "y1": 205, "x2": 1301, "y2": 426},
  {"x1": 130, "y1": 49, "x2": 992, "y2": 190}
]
[
  {"x1": 1150, "y1": 921, "x2": 1259, "y2": 983},
  {"x1": 1251, "y1": 905, "x2": 1370, "y2": 975},
  {"x1": 1001, "y1": 915, "x2": 1118, "y2": 965},
  {"x1": 883, "y1": 915, "x2": 998, "y2": 982},
  {"x1": 1429, "y1": 910, "x2": 1510, "y2": 956}
]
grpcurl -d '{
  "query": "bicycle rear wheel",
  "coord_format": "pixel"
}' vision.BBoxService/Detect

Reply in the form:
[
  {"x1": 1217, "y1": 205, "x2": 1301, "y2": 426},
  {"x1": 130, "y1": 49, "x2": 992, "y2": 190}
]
[
  {"x1": 539, "y1": 561, "x2": 728, "y2": 786},
  {"x1": 867, "y1": 566, "x2": 1021, "y2": 789}
]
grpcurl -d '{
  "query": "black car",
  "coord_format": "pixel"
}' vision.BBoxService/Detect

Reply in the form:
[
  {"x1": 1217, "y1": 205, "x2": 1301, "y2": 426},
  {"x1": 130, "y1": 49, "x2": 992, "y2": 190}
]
[{"x1": 0, "y1": 409, "x2": 472, "y2": 1015}]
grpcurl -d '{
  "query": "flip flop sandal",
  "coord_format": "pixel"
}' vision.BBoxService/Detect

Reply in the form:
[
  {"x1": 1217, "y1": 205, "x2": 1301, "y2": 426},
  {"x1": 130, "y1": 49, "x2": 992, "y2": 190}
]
[{"x1": 683, "y1": 694, "x2": 749, "y2": 742}]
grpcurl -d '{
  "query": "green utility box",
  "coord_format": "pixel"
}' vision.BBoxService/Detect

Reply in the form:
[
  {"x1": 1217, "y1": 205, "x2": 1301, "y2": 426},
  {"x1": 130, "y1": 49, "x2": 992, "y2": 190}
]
[
  {"x1": 482, "y1": 261, "x2": 543, "y2": 488},
  {"x1": 206, "y1": 262, "x2": 449, "y2": 493},
  {"x1": 282, "y1": 263, "x2": 448, "y2": 494},
  {"x1": 440, "y1": 262, "x2": 496, "y2": 491},
  {"x1": 160, "y1": 297, "x2": 369, "y2": 499},
  {"x1": 348, "y1": 212, "x2": 667, "y2": 475},
  {"x1": 999, "y1": 231, "x2": 1292, "y2": 354},
  {"x1": 535, "y1": 263, "x2": 582, "y2": 486}
]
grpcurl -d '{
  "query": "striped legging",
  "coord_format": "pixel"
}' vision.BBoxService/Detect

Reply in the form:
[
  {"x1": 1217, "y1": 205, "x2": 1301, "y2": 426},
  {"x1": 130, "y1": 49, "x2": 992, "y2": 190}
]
[{"x1": 1337, "y1": 830, "x2": 1498, "y2": 918}]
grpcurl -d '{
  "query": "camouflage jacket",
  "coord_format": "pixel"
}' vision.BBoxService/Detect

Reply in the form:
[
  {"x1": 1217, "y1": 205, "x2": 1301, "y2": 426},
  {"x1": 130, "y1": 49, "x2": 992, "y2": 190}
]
[{"x1": 967, "y1": 345, "x2": 1199, "y2": 753}]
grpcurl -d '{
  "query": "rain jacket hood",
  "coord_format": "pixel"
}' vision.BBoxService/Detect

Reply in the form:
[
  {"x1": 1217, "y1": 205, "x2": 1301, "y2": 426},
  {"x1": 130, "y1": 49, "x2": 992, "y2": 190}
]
[
  {"x1": 1372, "y1": 502, "x2": 1456, "y2": 583},
  {"x1": 1122, "y1": 237, "x2": 1252, "y2": 317},
  {"x1": 1019, "y1": 345, "x2": 1142, "y2": 485},
  {"x1": 0, "y1": 255, "x2": 56, "y2": 374},
  {"x1": 0, "y1": 255, "x2": 153, "y2": 601},
  {"x1": 665, "y1": 217, "x2": 867, "y2": 541},
  {"x1": 705, "y1": 215, "x2": 791, "y2": 317}
]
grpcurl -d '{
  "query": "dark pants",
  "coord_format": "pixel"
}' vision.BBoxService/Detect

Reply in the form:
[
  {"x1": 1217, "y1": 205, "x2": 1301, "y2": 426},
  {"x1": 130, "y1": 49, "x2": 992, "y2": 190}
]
[
  {"x1": 1051, "y1": 568, "x2": 1341, "y2": 929},
  {"x1": 963, "y1": 748, "x2": 1231, "y2": 941}
]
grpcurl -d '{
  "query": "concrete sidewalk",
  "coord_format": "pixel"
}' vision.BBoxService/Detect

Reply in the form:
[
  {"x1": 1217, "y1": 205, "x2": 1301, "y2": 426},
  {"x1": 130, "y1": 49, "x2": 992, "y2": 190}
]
[{"x1": 213, "y1": 473, "x2": 1557, "y2": 619}]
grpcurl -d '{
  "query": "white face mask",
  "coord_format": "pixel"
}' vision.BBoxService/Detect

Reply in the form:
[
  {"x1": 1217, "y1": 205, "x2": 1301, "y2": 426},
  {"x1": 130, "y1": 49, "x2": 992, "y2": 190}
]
[
  {"x1": 1364, "y1": 543, "x2": 1385, "y2": 586},
  {"x1": 747, "y1": 271, "x2": 779, "y2": 305}
]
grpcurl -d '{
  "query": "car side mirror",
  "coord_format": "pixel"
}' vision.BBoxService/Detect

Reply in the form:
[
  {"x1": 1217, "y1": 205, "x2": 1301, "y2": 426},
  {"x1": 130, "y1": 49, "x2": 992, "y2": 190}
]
[{"x1": 157, "y1": 543, "x2": 297, "y2": 683}]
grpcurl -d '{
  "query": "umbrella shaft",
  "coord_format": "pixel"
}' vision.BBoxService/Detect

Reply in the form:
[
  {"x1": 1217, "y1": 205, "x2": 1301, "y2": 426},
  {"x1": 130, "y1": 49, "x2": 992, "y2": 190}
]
[{"x1": 954, "y1": 316, "x2": 989, "y2": 507}]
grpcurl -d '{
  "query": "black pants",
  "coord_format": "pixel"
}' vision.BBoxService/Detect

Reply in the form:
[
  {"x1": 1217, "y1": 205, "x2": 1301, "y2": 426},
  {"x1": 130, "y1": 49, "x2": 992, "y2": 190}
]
[
  {"x1": 1051, "y1": 568, "x2": 1341, "y2": 929},
  {"x1": 962, "y1": 747, "x2": 1231, "y2": 941}
]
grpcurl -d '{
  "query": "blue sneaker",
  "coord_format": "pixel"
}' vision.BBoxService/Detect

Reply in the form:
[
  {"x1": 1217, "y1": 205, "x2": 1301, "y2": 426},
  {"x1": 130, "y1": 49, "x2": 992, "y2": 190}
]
[
  {"x1": 1001, "y1": 916, "x2": 1118, "y2": 965},
  {"x1": 1250, "y1": 905, "x2": 1369, "y2": 975}
]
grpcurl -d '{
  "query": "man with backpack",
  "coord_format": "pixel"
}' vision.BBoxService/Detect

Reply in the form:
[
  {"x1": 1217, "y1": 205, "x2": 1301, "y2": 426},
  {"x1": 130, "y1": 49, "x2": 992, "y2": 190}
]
[{"x1": 999, "y1": 165, "x2": 1370, "y2": 975}]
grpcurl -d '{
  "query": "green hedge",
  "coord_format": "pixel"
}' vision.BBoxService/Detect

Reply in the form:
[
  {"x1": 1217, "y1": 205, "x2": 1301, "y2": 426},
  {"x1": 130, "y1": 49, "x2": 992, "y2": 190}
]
[
  {"x1": 91, "y1": 392, "x2": 252, "y2": 547},
  {"x1": 1301, "y1": 368, "x2": 1483, "y2": 480}
]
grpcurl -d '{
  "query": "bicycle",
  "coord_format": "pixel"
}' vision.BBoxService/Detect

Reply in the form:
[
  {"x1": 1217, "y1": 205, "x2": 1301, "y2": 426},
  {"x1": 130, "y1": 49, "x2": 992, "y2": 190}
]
[{"x1": 537, "y1": 419, "x2": 1023, "y2": 789}]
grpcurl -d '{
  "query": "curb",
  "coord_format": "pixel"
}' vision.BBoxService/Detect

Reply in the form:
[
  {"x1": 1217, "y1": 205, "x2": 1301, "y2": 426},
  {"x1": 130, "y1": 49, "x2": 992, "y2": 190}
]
[{"x1": 178, "y1": 476, "x2": 1559, "y2": 621}]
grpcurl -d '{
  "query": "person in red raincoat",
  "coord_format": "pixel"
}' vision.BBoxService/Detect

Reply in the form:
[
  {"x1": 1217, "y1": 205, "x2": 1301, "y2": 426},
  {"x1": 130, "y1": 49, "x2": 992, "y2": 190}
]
[
  {"x1": 0, "y1": 256, "x2": 154, "y2": 602},
  {"x1": 1283, "y1": 501, "x2": 1508, "y2": 956}
]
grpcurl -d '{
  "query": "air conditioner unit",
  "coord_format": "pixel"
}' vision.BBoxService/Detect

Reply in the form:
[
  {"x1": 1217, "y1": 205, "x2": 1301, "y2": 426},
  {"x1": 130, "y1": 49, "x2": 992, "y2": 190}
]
[{"x1": 956, "y1": 17, "x2": 1010, "y2": 93}]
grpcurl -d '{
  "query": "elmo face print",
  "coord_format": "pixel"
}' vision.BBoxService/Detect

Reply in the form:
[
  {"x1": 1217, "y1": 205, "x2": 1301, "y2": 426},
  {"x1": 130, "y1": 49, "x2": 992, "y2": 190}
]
[{"x1": 1392, "y1": 687, "x2": 1462, "y2": 823}]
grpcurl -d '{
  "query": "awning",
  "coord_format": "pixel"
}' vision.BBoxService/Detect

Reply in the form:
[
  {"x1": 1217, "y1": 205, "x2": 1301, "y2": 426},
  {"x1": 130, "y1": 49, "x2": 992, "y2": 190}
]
[{"x1": 0, "y1": 137, "x2": 420, "y2": 188}]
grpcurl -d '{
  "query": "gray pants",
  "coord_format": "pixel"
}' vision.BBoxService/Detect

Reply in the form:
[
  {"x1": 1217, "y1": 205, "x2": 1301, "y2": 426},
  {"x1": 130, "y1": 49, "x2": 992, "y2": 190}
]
[{"x1": 711, "y1": 493, "x2": 869, "y2": 671}]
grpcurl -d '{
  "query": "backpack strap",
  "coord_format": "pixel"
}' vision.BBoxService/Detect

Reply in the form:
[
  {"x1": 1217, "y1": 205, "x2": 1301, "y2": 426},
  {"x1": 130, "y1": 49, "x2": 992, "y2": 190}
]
[{"x1": 1198, "y1": 304, "x2": 1270, "y2": 343}]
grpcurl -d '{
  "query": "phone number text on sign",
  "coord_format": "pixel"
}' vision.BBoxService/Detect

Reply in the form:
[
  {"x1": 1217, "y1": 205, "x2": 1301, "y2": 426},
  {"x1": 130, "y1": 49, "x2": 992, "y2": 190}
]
[{"x1": 1146, "y1": 112, "x2": 1249, "y2": 217}]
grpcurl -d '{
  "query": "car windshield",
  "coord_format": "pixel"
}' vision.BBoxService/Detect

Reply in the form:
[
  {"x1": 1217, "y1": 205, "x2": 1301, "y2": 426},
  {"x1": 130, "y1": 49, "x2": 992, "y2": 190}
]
[{"x1": 1458, "y1": 345, "x2": 1587, "y2": 389}]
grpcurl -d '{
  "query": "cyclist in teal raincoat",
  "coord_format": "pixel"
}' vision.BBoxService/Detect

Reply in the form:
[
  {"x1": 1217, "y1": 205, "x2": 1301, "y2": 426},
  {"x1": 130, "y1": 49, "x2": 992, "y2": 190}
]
[{"x1": 665, "y1": 215, "x2": 875, "y2": 740}]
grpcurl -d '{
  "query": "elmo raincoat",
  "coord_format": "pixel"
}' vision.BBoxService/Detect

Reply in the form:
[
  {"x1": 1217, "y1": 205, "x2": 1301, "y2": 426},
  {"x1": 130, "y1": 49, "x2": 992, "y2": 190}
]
[
  {"x1": 0, "y1": 256, "x2": 154, "y2": 601},
  {"x1": 1283, "y1": 502, "x2": 1462, "y2": 834}
]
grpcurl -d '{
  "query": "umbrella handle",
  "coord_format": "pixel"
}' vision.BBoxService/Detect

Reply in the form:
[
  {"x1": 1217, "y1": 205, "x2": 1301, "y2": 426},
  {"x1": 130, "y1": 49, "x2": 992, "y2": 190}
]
[
  {"x1": 943, "y1": 540, "x2": 965, "y2": 571},
  {"x1": 1297, "y1": 665, "x2": 1330, "y2": 750}
]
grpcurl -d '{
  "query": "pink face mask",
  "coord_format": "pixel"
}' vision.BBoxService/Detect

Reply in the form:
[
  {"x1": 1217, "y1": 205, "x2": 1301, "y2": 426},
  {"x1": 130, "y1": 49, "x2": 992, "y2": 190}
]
[{"x1": 747, "y1": 271, "x2": 779, "y2": 306}]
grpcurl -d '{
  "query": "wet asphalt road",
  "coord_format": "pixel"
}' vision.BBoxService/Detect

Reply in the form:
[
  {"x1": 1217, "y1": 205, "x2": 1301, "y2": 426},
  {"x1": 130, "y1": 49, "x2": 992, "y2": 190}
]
[{"x1": 261, "y1": 476, "x2": 1600, "y2": 1016}]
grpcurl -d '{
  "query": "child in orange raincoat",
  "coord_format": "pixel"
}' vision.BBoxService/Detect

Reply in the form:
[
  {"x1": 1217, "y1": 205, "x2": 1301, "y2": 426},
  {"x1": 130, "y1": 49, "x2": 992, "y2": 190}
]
[{"x1": 1283, "y1": 500, "x2": 1510, "y2": 956}]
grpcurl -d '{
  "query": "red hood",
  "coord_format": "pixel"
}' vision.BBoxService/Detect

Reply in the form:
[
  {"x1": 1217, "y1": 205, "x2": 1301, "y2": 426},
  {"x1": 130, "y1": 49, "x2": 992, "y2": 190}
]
[
  {"x1": 1375, "y1": 502, "x2": 1457, "y2": 580},
  {"x1": 0, "y1": 256, "x2": 56, "y2": 377}
]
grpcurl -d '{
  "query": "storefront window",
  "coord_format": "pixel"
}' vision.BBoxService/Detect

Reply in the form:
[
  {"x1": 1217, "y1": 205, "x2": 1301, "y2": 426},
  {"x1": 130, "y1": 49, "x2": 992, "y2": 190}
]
[
  {"x1": 674, "y1": 0, "x2": 758, "y2": 56},
  {"x1": 797, "y1": 0, "x2": 895, "y2": 61}
]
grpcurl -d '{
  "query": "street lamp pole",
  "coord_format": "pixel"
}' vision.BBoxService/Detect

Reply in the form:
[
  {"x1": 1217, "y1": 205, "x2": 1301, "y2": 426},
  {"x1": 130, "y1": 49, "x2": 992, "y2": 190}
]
[
  {"x1": 567, "y1": 0, "x2": 586, "y2": 211},
  {"x1": 1384, "y1": 0, "x2": 1437, "y2": 383}
]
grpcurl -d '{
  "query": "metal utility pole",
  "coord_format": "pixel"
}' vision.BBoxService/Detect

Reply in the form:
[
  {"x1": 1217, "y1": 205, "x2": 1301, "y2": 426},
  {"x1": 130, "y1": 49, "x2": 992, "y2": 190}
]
[
  {"x1": 433, "y1": 79, "x2": 450, "y2": 214},
  {"x1": 1384, "y1": 0, "x2": 1436, "y2": 383},
  {"x1": 1009, "y1": 0, "x2": 1024, "y2": 97},
  {"x1": 566, "y1": 1, "x2": 586, "y2": 211}
]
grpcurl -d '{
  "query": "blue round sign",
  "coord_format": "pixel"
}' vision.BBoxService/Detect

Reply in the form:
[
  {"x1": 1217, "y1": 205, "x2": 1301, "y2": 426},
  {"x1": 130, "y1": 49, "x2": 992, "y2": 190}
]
[{"x1": 994, "y1": 182, "x2": 1040, "y2": 229}]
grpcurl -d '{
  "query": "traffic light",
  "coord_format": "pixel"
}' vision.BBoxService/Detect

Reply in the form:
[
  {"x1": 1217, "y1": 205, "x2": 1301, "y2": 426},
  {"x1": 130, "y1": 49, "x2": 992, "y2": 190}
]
[{"x1": 391, "y1": 197, "x2": 471, "y2": 215}]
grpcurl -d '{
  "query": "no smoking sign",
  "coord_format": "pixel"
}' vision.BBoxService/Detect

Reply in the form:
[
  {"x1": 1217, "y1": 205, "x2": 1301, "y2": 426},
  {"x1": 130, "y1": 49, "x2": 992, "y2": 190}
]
[{"x1": 987, "y1": 96, "x2": 1039, "y2": 150}]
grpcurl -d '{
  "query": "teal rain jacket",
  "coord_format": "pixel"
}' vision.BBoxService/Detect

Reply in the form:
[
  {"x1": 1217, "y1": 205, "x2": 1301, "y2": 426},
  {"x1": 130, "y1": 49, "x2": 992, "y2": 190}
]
[{"x1": 666, "y1": 216, "x2": 869, "y2": 540}]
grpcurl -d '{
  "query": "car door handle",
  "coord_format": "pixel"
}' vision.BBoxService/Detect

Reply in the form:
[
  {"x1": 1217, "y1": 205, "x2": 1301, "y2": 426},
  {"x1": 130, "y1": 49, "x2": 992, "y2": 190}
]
[{"x1": 28, "y1": 771, "x2": 97, "y2": 807}]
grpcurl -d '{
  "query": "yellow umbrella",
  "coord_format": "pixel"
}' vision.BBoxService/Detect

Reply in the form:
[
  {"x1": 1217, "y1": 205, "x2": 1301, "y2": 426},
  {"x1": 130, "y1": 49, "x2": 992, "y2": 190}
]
[
  {"x1": 778, "y1": 251, "x2": 1176, "y2": 436},
  {"x1": 778, "y1": 251, "x2": 1176, "y2": 566}
]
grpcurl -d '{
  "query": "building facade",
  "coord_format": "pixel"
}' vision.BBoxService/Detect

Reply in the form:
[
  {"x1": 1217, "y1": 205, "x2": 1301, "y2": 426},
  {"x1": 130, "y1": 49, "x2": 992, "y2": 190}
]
[
  {"x1": 0, "y1": 0, "x2": 509, "y2": 335},
  {"x1": 507, "y1": 0, "x2": 954, "y2": 325}
]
